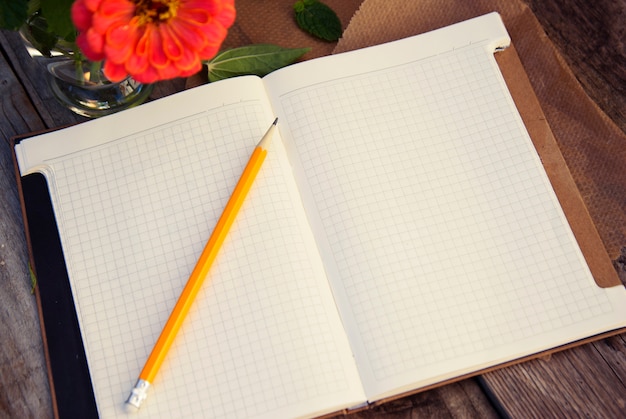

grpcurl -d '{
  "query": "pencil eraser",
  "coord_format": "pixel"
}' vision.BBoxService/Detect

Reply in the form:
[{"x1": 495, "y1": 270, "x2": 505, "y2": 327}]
[
  {"x1": 125, "y1": 379, "x2": 150, "y2": 413},
  {"x1": 124, "y1": 401, "x2": 139, "y2": 414}
]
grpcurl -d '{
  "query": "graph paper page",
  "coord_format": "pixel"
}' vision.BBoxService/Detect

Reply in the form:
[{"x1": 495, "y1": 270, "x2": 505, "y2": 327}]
[
  {"x1": 16, "y1": 77, "x2": 365, "y2": 418},
  {"x1": 265, "y1": 13, "x2": 626, "y2": 400}
]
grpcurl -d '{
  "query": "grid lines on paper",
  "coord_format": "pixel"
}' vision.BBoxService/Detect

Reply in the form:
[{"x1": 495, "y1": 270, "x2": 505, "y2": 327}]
[
  {"x1": 50, "y1": 102, "x2": 353, "y2": 418},
  {"x1": 280, "y1": 44, "x2": 613, "y2": 380}
]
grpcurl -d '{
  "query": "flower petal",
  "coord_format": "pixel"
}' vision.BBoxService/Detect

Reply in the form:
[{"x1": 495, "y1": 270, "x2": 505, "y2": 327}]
[
  {"x1": 103, "y1": 60, "x2": 128, "y2": 82},
  {"x1": 183, "y1": 0, "x2": 220, "y2": 13},
  {"x1": 84, "y1": 0, "x2": 103, "y2": 13},
  {"x1": 126, "y1": 39, "x2": 150, "y2": 75},
  {"x1": 104, "y1": 23, "x2": 137, "y2": 63},
  {"x1": 76, "y1": 33, "x2": 103, "y2": 61},
  {"x1": 92, "y1": 4, "x2": 132, "y2": 35},
  {"x1": 215, "y1": 1, "x2": 236, "y2": 28},
  {"x1": 177, "y1": 8, "x2": 212, "y2": 26},
  {"x1": 99, "y1": 0, "x2": 134, "y2": 16},
  {"x1": 75, "y1": 0, "x2": 236, "y2": 83},
  {"x1": 83, "y1": 28, "x2": 106, "y2": 57},
  {"x1": 71, "y1": 0, "x2": 92, "y2": 31},
  {"x1": 157, "y1": 63, "x2": 182, "y2": 81},
  {"x1": 174, "y1": 45, "x2": 200, "y2": 71},
  {"x1": 160, "y1": 25, "x2": 183, "y2": 61},
  {"x1": 133, "y1": 65, "x2": 160, "y2": 84},
  {"x1": 195, "y1": 22, "x2": 228, "y2": 59},
  {"x1": 146, "y1": 27, "x2": 169, "y2": 69},
  {"x1": 168, "y1": 18, "x2": 207, "y2": 51},
  {"x1": 177, "y1": 63, "x2": 202, "y2": 78}
]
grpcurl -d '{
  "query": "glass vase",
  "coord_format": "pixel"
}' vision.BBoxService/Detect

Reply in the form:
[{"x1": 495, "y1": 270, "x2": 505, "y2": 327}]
[
  {"x1": 46, "y1": 58, "x2": 153, "y2": 118},
  {"x1": 19, "y1": 10, "x2": 153, "y2": 119}
]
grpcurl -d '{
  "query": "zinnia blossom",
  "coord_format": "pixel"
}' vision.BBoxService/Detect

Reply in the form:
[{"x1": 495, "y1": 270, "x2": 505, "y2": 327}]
[{"x1": 71, "y1": 0, "x2": 236, "y2": 83}]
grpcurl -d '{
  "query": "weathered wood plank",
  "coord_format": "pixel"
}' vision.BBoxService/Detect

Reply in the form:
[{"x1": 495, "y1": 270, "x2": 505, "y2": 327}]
[
  {"x1": 0, "y1": 30, "x2": 54, "y2": 419},
  {"x1": 329, "y1": 379, "x2": 499, "y2": 418},
  {"x1": 0, "y1": 34, "x2": 47, "y2": 137},
  {"x1": 0, "y1": 30, "x2": 84, "y2": 128},
  {"x1": 599, "y1": 335, "x2": 626, "y2": 384},
  {"x1": 523, "y1": 0, "x2": 626, "y2": 135},
  {"x1": 483, "y1": 336, "x2": 626, "y2": 416}
]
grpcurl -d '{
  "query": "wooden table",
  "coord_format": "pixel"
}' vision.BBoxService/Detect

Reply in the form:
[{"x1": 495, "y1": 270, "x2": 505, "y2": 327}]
[{"x1": 1, "y1": 1, "x2": 625, "y2": 417}]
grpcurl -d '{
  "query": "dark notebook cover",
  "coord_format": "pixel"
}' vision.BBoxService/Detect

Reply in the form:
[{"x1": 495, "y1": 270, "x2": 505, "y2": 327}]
[{"x1": 18, "y1": 169, "x2": 99, "y2": 419}]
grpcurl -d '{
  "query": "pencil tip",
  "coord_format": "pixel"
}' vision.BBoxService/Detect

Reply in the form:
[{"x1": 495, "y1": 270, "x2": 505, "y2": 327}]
[{"x1": 258, "y1": 118, "x2": 278, "y2": 149}]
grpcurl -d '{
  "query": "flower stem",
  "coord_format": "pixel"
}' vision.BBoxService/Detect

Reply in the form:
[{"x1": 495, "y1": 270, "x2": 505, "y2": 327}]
[{"x1": 89, "y1": 61, "x2": 103, "y2": 84}]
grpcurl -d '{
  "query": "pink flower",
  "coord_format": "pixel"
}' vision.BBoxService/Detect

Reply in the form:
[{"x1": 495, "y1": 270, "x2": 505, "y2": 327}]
[{"x1": 72, "y1": 0, "x2": 236, "y2": 83}]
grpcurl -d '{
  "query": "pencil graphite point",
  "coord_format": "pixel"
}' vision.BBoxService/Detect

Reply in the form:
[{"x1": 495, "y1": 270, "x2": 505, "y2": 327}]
[{"x1": 257, "y1": 118, "x2": 278, "y2": 150}]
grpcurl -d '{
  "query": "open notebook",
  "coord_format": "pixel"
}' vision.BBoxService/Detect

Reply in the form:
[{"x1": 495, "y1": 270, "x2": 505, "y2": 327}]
[{"x1": 14, "y1": 13, "x2": 626, "y2": 419}]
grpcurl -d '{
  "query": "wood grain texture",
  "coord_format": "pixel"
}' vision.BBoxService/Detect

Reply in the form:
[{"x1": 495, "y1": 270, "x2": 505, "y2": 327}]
[
  {"x1": 0, "y1": 31, "x2": 84, "y2": 129},
  {"x1": 523, "y1": 0, "x2": 626, "y2": 135},
  {"x1": 0, "y1": 0, "x2": 625, "y2": 418},
  {"x1": 330, "y1": 379, "x2": 499, "y2": 418},
  {"x1": 0, "y1": 30, "x2": 53, "y2": 419},
  {"x1": 483, "y1": 335, "x2": 626, "y2": 416}
]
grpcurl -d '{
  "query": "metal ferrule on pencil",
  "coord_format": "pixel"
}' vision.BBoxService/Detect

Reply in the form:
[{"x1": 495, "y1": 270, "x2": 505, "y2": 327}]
[{"x1": 125, "y1": 379, "x2": 150, "y2": 411}]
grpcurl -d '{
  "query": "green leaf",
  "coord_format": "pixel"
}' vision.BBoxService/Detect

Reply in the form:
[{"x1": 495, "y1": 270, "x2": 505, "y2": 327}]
[
  {"x1": 21, "y1": 12, "x2": 57, "y2": 57},
  {"x1": 293, "y1": 0, "x2": 342, "y2": 42},
  {"x1": 0, "y1": 0, "x2": 28, "y2": 30},
  {"x1": 207, "y1": 44, "x2": 311, "y2": 82},
  {"x1": 41, "y1": 0, "x2": 75, "y2": 40},
  {"x1": 27, "y1": 0, "x2": 42, "y2": 16},
  {"x1": 29, "y1": 264, "x2": 37, "y2": 293}
]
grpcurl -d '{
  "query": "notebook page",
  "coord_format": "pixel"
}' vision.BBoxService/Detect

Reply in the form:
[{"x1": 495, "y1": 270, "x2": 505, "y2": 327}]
[
  {"x1": 264, "y1": 13, "x2": 626, "y2": 400},
  {"x1": 15, "y1": 78, "x2": 365, "y2": 418}
]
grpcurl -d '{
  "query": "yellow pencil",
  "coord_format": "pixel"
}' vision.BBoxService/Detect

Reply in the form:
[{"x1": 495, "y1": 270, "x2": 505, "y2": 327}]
[{"x1": 125, "y1": 118, "x2": 278, "y2": 411}]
